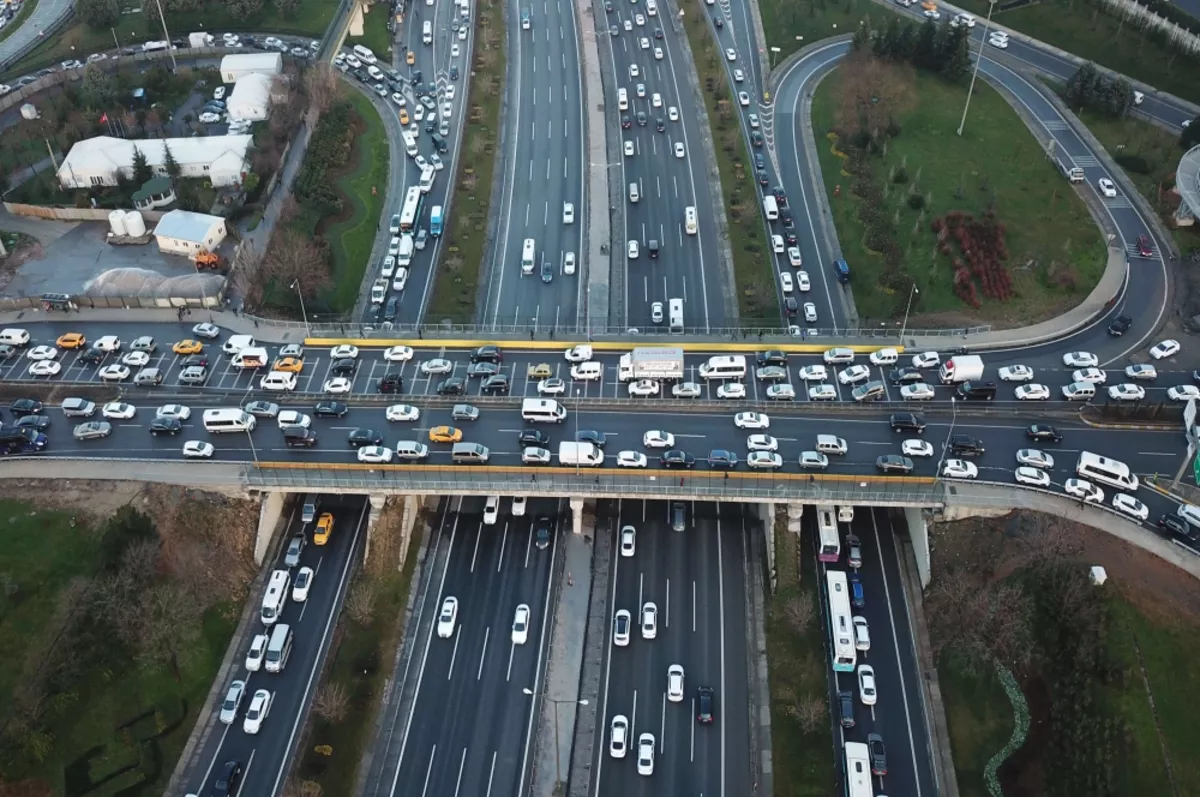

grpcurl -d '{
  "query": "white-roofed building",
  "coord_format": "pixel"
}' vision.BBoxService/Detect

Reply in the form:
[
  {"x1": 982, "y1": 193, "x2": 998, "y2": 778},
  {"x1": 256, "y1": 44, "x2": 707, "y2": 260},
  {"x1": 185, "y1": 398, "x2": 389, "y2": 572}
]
[
  {"x1": 220, "y1": 52, "x2": 283, "y2": 83},
  {"x1": 154, "y1": 210, "x2": 228, "y2": 256},
  {"x1": 56, "y1": 135, "x2": 253, "y2": 189},
  {"x1": 227, "y1": 72, "x2": 274, "y2": 121}
]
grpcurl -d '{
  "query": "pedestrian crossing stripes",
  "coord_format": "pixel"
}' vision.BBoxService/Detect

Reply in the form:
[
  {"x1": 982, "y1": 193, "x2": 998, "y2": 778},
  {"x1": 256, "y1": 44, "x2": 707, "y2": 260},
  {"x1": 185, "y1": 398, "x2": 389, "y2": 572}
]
[
  {"x1": 1043, "y1": 120, "x2": 1068, "y2": 131},
  {"x1": 1076, "y1": 155, "x2": 1100, "y2": 167}
]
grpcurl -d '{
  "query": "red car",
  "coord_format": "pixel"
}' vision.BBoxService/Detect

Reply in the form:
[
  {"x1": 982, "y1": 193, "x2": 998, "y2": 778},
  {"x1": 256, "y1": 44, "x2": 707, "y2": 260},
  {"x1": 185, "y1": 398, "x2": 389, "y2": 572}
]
[{"x1": 1137, "y1": 235, "x2": 1153, "y2": 257}]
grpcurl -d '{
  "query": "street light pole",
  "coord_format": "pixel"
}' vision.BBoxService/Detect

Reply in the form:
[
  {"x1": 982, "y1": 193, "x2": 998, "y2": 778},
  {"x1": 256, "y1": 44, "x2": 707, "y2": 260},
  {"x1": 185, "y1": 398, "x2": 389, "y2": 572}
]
[
  {"x1": 522, "y1": 689, "x2": 588, "y2": 788},
  {"x1": 574, "y1": 388, "x2": 581, "y2": 476},
  {"x1": 957, "y1": 0, "x2": 997, "y2": 137},
  {"x1": 937, "y1": 397, "x2": 957, "y2": 476},
  {"x1": 899, "y1": 283, "x2": 919, "y2": 342}
]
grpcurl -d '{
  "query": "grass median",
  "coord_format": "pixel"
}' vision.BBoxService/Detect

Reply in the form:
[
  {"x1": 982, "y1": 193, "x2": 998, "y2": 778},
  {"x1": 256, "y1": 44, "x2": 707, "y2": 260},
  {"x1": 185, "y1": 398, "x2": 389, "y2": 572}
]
[
  {"x1": 682, "y1": 0, "x2": 780, "y2": 324},
  {"x1": 347, "y1": 2, "x2": 394, "y2": 62},
  {"x1": 759, "y1": 0, "x2": 901, "y2": 62},
  {"x1": 425, "y1": 0, "x2": 504, "y2": 323}
]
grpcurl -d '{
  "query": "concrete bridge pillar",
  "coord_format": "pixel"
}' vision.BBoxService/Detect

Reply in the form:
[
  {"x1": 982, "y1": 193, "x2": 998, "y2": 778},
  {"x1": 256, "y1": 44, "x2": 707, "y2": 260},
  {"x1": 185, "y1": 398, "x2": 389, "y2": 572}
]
[
  {"x1": 254, "y1": 491, "x2": 286, "y2": 565},
  {"x1": 904, "y1": 507, "x2": 931, "y2": 588},
  {"x1": 570, "y1": 497, "x2": 585, "y2": 535},
  {"x1": 396, "y1": 494, "x2": 424, "y2": 570}
]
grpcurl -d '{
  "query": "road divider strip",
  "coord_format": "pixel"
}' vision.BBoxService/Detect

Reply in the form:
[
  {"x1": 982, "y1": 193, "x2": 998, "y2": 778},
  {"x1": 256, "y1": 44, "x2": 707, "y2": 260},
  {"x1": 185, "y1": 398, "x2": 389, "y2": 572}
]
[{"x1": 303, "y1": 337, "x2": 906, "y2": 354}]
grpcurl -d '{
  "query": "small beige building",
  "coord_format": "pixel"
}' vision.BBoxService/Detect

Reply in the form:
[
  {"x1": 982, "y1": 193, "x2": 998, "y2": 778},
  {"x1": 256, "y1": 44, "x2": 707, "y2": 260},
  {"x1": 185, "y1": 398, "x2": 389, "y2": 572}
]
[{"x1": 154, "y1": 210, "x2": 227, "y2": 256}]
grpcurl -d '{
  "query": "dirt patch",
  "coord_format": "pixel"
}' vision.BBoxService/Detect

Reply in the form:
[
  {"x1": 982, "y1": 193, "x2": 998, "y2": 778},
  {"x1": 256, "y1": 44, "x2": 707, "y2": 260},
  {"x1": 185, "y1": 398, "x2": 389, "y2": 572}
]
[
  {"x1": 313, "y1": 109, "x2": 369, "y2": 237},
  {"x1": 0, "y1": 479, "x2": 150, "y2": 524},
  {"x1": 998, "y1": 674, "x2": 1052, "y2": 797},
  {"x1": 0, "y1": 235, "x2": 43, "y2": 293}
]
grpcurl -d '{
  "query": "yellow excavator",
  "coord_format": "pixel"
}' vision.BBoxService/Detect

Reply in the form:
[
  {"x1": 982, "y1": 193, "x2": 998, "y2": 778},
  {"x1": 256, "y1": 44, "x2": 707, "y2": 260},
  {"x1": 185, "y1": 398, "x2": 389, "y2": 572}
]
[{"x1": 194, "y1": 252, "x2": 226, "y2": 270}]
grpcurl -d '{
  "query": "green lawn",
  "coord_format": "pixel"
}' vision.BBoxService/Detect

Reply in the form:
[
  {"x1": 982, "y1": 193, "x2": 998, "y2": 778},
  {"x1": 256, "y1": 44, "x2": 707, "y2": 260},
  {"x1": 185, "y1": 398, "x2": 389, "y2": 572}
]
[
  {"x1": 952, "y1": 0, "x2": 1200, "y2": 106},
  {"x1": 347, "y1": 2, "x2": 394, "y2": 63},
  {"x1": 811, "y1": 65, "x2": 1106, "y2": 326},
  {"x1": 937, "y1": 661, "x2": 1013, "y2": 797},
  {"x1": 759, "y1": 0, "x2": 902, "y2": 63},
  {"x1": 427, "y1": 0, "x2": 503, "y2": 323},
  {"x1": 682, "y1": 2, "x2": 779, "y2": 324},
  {"x1": 0, "y1": 501, "x2": 236, "y2": 796},
  {"x1": 0, "y1": 0, "x2": 37, "y2": 46},
  {"x1": 324, "y1": 89, "x2": 389, "y2": 313}
]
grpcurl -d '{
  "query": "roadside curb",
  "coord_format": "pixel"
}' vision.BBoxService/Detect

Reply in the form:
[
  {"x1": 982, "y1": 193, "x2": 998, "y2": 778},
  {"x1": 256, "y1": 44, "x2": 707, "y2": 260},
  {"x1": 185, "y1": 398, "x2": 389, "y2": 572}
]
[
  {"x1": 1077, "y1": 417, "x2": 1178, "y2": 431},
  {"x1": 746, "y1": 515, "x2": 774, "y2": 796}
]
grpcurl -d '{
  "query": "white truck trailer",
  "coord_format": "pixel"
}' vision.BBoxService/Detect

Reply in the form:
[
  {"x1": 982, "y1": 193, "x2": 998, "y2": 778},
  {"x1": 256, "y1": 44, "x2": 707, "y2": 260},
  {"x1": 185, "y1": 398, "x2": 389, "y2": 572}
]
[{"x1": 617, "y1": 346, "x2": 685, "y2": 382}]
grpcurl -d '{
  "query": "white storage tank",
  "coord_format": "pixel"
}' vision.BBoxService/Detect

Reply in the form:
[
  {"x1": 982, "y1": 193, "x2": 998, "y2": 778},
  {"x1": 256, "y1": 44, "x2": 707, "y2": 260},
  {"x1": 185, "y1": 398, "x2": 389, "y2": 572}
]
[
  {"x1": 108, "y1": 209, "x2": 127, "y2": 236},
  {"x1": 20, "y1": 103, "x2": 39, "y2": 120},
  {"x1": 124, "y1": 210, "x2": 146, "y2": 237}
]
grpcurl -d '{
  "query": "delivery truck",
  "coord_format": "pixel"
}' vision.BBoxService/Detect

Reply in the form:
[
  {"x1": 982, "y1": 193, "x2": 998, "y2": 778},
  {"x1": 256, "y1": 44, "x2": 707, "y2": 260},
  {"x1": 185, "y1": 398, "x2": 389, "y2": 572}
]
[
  {"x1": 617, "y1": 346, "x2": 685, "y2": 382},
  {"x1": 558, "y1": 441, "x2": 604, "y2": 466},
  {"x1": 938, "y1": 355, "x2": 984, "y2": 384},
  {"x1": 189, "y1": 32, "x2": 215, "y2": 48}
]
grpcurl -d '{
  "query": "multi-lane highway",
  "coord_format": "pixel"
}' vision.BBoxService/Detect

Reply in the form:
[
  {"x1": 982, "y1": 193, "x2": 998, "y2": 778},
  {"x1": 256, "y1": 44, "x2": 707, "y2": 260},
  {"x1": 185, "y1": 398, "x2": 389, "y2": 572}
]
[
  {"x1": 371, "y1": 496, "x2": 558, "y2": 797},
  {"x1": 180, "y1": 496, "x2": 366, "y2": 796}
]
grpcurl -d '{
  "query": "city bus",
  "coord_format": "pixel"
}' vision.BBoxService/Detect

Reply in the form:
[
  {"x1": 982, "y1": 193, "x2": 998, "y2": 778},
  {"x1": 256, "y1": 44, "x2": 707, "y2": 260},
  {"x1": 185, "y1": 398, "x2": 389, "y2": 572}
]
[
  {"x1": 825, "y1": 570, "x2": 857, "y2": 673},
  {"x1": 398, "y1": 186, "x2": 424, "y2": 233},
  {"x1": 844, "y1": 742, "x2": 873, "y2": 797},
  {"x1": 430, "y1": 205, "x2": 443, "y2": 237},
  {"x1": 817, "y1": 506, "x2": 840, "y2": 562}
]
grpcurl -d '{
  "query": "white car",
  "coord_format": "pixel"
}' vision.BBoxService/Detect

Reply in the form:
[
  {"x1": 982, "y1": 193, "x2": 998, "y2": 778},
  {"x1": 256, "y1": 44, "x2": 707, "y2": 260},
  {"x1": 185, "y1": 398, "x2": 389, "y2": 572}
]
[
  {"x1": 522, "y1": 447, "x2": 552, "y2": 464},
  {"x1": 808, "y1": 384, "x2": 837, "y2": 401},
  {"x1": 1168, "y1": 385, "x2": 1200, "y2": 401},
  {"x1": 738, "y1": 91, "x2": 750, "y2": 106},
  {"x1": 637, "y1": 733, "x2": 655, "y2": 776},
  {"x1": 219, "y1": 680, "x2": 246, "y2": 725},
  {"x1": 823, "y1": 348, "x2": 855, "y2": 364},
  {"x1": 293, "y1": 566, "x2": 314, "y2": 601},
  {"x1": 747, "y1": 434, "x2": 778, "y2": 452},
  {"x1": 853, "y1": 616, "x2": 870, "y2": 651},
  {"x1": 748, "y1": 451, "x2": 783, "y2": 469},
  {"x1": 869, "y1": 348, "x2": 898, "y2": 366},
  {"x1": 122, "y1": 351, "x2": 149, "y2": 367},
  {"x1": 421, "y1": 358, "x2": 454, "y2": 374},
  {"x1": 331, "y1": 344, "x2": 360, "y2": 359},
  {"x1": 1125, "y1": 363, "x2": 1157, "y2": 381},
  {"x1": 803, "y1": 303, "x2": 818, "y2": 323},
  {"x1": 1150, "y1": 339, "x2": 1181, "y2": 359},
  {"x1": 323, "y1": 377, "x2": 353, "y2": 394},
  {"x1": 772, "y1": 234, "x2": 786, "y2": 254},
  {"x1": 734, "y1": 411, "x2": 769, "y2": 429},
  {"x1": 198, "y1": 112, "x2": 222, "y2": 124},
  {"x1": 748, "y1": 113, "x2": 760, "y2": 128},
  {"x1": 431, "y1": 154, "x2": 444, "y2": 171},
  {"x1": 1064, "y1": 478, "x2": 1104, "y2": 504},
  {"x1": 98, "y1": 364, "x2": 131, "y2": 381},
  {"x1": 624, "y1": 140, "x2": 635, "y2": 157},
  {"x1": 384, "y1": 345, "x2": 414, "y2": 361},
  {"x1": 628, "y1": 240, "x2": 639, "y2": 259},
  {"x1": 651, "y1": 91, "x2": 662, "y2": 107},
  {"x1": 156, "y1": 404, "x2": 191, "y2": 421},
  {"x1": 183, "y1": 441, "x2": 214, "y2": 458},
  {"x1": 798, "y1": 451, "x2": 828, "y2": 470},
  {"x1": 1112, "y1": 493, "x2": 1149, "y2": 521},
  {"x1": 798, "y1": 364, "x2": 827, "y2": 381},
  {"x1": 629, "y1": 63, "x2": 639, "y2": 78},
  {"x1": 512, "y1": 603, "x2": 531, "y2": 644},
  {"x1": 901, "y1": 383, "x2": 936, "y2": 400},
  {"x1": 437, "y1": 596, "x2": 459, "y2": 638},
  {"x1": 1062, "y1": 351, "x2": 1097, "y2": 368},
  {"x1": 787, "y1": 247, "x2": 803, "y2": 267},
  {"x1": 614, "y1": 609, "x2": 632, "y2": 646},
  {"x1": 643, "y1": 430, "x2": 675, "y2": 449},
  {"x1": 610, "y1": 715, "x2": 630, "y2": 759},
  {"x1": 1015, "y1": 466, "x2": 1051, "y2": 488},
  {"x1": 640, "y1": 602, "x2": 657, "y2": 639},
  {"x1": 902, "y1": 439, "x2": 934, "y2": 458},
  {"x1": 857, "y1": 664, "x2": 877, "y2": 705},
  {"x1": 620, "y1": 525, "x2": 636, "y2": 556},
  {"x1": 192, "y1": 322, "x2": 221, "y2": 339},
  {"x1": 386, "y1": 404, "x2": 421, "y2": 422},
  {"x1": 672, "y1": 381, "x2": 702, "y2": 398},
  {"x1": 101, "y1": 402, "x2": 136, "y2": 419},
  {"x1": 243, "y1": 689, "x2": 274, "y2": 737},
  {"x1": 617, "y1": 450, "x2": 648, "y2": 468},
  {"x1": 26, "y1": 345, "x2": 57, "y2": 361},
  {"x1": 1097, "y1": 177, "x2": 1118, "y2": 198},
  {"x1": 1107, "y1": 383, "x2": 1145, "y2": 401},
  {"x1": 277, "y1": 410, "x2": 311, "y2": 429},
  {"x1": 628, "y1": 379, "x2": 660, "y2": 397},
  {"x1": 654, "y1": 46, "x2": 663, "y2": 59},
  {"x1": 246, "y1": 633, "x2": 268, "y2": 671},
  {"x1": 674, "y1": 142, "x2": 685, "y2": 158},
  {"x1": 725, "y1": 47, "x2": 737, "y2": 61},
  {"x1": 483, "y1": 496, "x2": 500, "y2": 525},
  {"x1": 29, "y1": 361, "x2": 61, "y2": 376},
  {"x1": 998, "y1": 364, "x2": 1033, "y2": 382},
  {"x1": 357, "y1": 445, "x2": 394, "y2": 463},
  {"x1": 717, "y1": 382, "x2": 746, "y2": 399},
  {"x1": 538, "y1": 378, "x2": 567, "y2": 395},
  {"x1": 565, "y1": 344, "x2": 593, "y2": 362},
  {"x1": 1016, "y1": 449, "x2": 1055, "y2": 469},
  {"x1": 1072, "y1": 367, "x2": 1107, "y2": 384},
  {"x1": 667, "y1": 664, "x2": 685, "y2": 702},
  {"x1": 941, "y1": 459, "x2": 978, "y2": 480},
  {"x1": 1014, "y1": 383, "x2": 1050, "y2": 401},
  {"x1": 668, "y1": 106, "x2": 679, "y2": 121},
  {"x1": 839, "y1": 365, "x2": 871, "y2": 385},
  {"x1": 511, "y1": 496, "x2": 527, "y2": 517},
  {"x1": 911, "y1": 351, "x2": 940, "y2": 369},
  {"x1": 988, "y1": 32, "x2": 1009, "y2": 48},
  {"x1": 635, "y1": 12, "x2": 645, "y2": 23}
]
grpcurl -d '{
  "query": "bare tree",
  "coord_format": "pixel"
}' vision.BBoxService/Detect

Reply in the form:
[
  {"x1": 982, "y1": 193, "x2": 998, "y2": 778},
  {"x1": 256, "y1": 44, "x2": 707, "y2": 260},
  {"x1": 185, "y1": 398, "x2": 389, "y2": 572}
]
[
  {"x1": 229, "y1": 239, "x2": 266, "y2": 309},
  {"x1": 346, "y1": 581, "x2": 377, "y2": 625},
  {"x1": 283, "y1": 777, "x2": 323, "y2": 797},
  {"x1": 314, "y1": 681, "x2": 350, "y2": 723},
  {"x1": 925, "y1": 566, "x2": 1032, "y2": 675},
  {"x1": 304, "y1": 62, "x2": 343, "y2": 115},
  {"x1": 783, "y1": 593, "x2": 815, "y2": 634},
  {"x1": 261, "y1": 228, "x2": 331, "y2": 298},
  {"x1": 788, "y1": 697, "x2": 827, "y2": 734}
]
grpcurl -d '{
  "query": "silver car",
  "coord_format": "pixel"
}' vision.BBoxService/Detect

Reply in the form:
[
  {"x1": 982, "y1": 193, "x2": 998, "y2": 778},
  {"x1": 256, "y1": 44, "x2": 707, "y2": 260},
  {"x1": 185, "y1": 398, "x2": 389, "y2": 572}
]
[
  {"x1": 218, "y1": 679, "x2": 246, "y2": 724},
  {"x1": 284, "y1": 533, "x2": 306, "y2": 567}
]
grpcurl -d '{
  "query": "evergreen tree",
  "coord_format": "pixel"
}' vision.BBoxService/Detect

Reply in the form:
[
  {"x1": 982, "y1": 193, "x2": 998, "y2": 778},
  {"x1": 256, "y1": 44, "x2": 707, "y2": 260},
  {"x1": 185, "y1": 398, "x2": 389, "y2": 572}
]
[
  {"x1": 851, "y1": 20, "x2": 872, "y2": 52},
  {"x1": 875, "y1": 17, "x2": 902, "y2": 59},
  {"x1": 894, "y1": 24, "x2": 917, "y2": 62},
  {"x1": 131, "y1": 145, "x2": 152, "y2": 185},
  {"x1": 941, "y1": 27, "x2": 971, "y2": 80},
  {"x1": 80, "y1": 64, "x2": 116, "y2": 109},
  {"x1": 912, "y1": 18, "x2": 939, "y2": 70},
  {"x1": 162, "y1": 142, "x2": 182, "y2": 180}
]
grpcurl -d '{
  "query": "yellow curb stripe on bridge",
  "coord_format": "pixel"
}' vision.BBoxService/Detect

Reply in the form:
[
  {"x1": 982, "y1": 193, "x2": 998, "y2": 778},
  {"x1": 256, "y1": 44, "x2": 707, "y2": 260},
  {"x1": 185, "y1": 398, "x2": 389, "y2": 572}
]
[{"x1": 303, "y1": 338, "x2": 905, "y2": 355}]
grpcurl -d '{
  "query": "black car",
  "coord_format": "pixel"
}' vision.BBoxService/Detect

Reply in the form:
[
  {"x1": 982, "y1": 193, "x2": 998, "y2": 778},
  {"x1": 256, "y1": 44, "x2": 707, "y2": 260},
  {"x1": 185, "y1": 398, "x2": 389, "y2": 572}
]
[
  {"x1": 449, "y1": 65, "x2": 459, "y2": 80},
  {"x1": 1027, "y1": 424, "x2": 1062, "y2": 443},
  {"x1": 377, "y1": 373, "x2": 403, "y2": 393},
  {"x1": 757, "y1": 350, "x2": 788, "y2": 367},
  {"x1": 149, "y1": 417, "x2": 182, "y2": 436},
  {"x1": 647, "y1": 239, "x2": 660, "y2": 258},
  {"x1": 541, "y1": 259, "x2": 554, "y2": 283},
  {"x1": 284, "y1": 428, "x2": 318, "y2": 447},
  {"x1": 654, "y1": 26, "x2": 663, "y2": 38},
  {"x1": 696, "y1": 686, "x2": 715, "y2": 724},
  {"x1": 707, "y1": 449, "x2": 737, "y2": 469},
  {"x1": 437, "y1": 377, "x2": 467, "y2": 395},
  {"x1": 671, "y1": 501, "x2": 687, "y2": 531},
  {"x1": 754, "y1": 153, "x2": 765, "y2": 170},
  {"x1": 876, "y1": 454, "x2": 914, "y2": 473},
  {"x1": 756, "y1": 169, "x2": 769, "y2": 186},
  {"x1": 637, "y1": 111, "x2": 647, "y2": 126},
  {"x1": 384, "y1": 296, "x2": 398, "y2": 322},
  {"x1": 750, "y1": 130, "x2": 763, "y2": 147},
  {"x1": 1159, "y1": 514, "x2": 1191, "y2": 538},
  {"x1": 519, "y1": 429, "x2": 550, "y2": 447},
  {"x1": 0, "y1": 344, "x2": 16, "y2": 359},
  {"x1": 890, "y1": 412, "x2": 926, "y2": 433},
  {"x1": 577, "y1": 430, "x2": 607, "y2": 447},
  {"x1": 621, "y1": 114, "x2": 632, "y2": 129},
  {"x1": 889, "y1": 367, "x2": 925, "y2": 385},
  {"x1": 838, "y1": 690, "x2": 855, "y2": 728},
  {"x1": 78, "y1": 348, "x2": 105, "y2": 365},
  {"x1": 314, "y1": 400, "x2": 348, "y2": 418},
  {"x1": 535, "y1": 515, "x2": 553, "y2": 549},
  {"x1": 210, "y1": 759, "x2": 242, "y2": 797},
  {"x1": 182, "y1": 354, "x2": 210, "y2": 368},
  {"x1": 330, "y1": 357, "x2": 358, "y2": 375},
  {"x1": 655, "y1": 117, "x2": 665, "y2": 132},
  {"x1": 481, "y1": 374, "x2": 510, "y2": 394},
  {"x1": 347, "y1": 428, "x2": 384, "y2": 448},
  {"x1": 867, "y1": 733, "x2": 887, "y2": 776},
  {"x1": 1107, "y1": 314, "x2": 1133, "y2": 336},
  {"x1": 783, "y1": 297, "x2": 799, "y2": 316},
  {"x1": 467, "y1": 361, "x2": 499, "y2": 378},
  {"x1": 14, "y1": 415, "x2": 50, "y2": 431},
  {"x1": 784, "y1": 230, "x2": 798, "y2": 246},
  {"x1": 11, "y1": 398, "x2": 42, "y2": 415},
  {"x1": 773, "y1": 186, "x2": 788, "y2": 206},
  {"x1": 950, "y1": 433, "x2": 985, "y2": 456},
  {"x1": 470, "y1": 345, "x2": 503, "y2": 364},
  {"x1": 713, "y1": 15, "x2": 723, "y2": 26},
  {"x1": 661, "y1": 450, "x2": 696, "y2": 469}
]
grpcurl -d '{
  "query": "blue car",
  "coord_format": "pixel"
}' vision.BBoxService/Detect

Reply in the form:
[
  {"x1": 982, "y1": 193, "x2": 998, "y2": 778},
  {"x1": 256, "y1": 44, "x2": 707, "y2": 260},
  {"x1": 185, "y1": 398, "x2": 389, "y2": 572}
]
[{"x1": 849, "y1": 573, "x2": 865, "y2": 608}]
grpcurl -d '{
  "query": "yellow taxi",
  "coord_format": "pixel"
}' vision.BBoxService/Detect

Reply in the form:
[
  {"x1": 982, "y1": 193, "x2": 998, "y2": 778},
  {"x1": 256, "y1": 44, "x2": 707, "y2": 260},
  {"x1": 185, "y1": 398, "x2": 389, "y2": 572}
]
[
  {"x1": 273, "y1": 356, "x2": 304, "y2": 373},
  {"x1": 399, "y1": 108, "x2": 409, "y2": 125},
  {"x1": 428, "y1": 425, "x2": 463, "y2": 444},
  {"x1": 173, "y1": 339, "x2": 204, "y2": 355},
  {"x1": 406, "y1": 50, "x2": 416, "y2": 65},
  {"x1": 56, "y1": 332, "x2": 87, "y2": 349},
  {"x1": 527, "y1": 363, "x2": 553, "y2": 379},
  {"x1": 314, "y1": 512, "x2": 334, "y2": 545}
]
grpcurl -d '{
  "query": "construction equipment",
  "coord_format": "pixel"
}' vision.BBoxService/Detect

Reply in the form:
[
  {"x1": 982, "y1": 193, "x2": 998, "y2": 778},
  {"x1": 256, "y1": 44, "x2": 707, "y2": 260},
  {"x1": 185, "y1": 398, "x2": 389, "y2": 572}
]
[{"x1": 194, "y1": 252, "x2": 226, "y2": 270}]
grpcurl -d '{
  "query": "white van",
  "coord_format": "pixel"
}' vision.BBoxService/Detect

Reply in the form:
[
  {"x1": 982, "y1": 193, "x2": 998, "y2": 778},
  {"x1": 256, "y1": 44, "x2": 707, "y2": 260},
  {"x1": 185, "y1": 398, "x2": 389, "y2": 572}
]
[
  {"x1": 1177, "y1": 502, "x2": 1200, "y2": 531},
  {"x1": 423, "y1": 21, "x2": 433, "y2": 44},
  {"x1": 352, "y1": 44, "x2": 377, "y2": 64},
  {"x1": 265, "y1": 623, "x2": 293, "y2": 672},
  {"x1": 1061, "y1": 381, "x2": 1095, "y2": 401},
  {"x1": 231, "y1": 347, "x2": 269, "y2": 368},
  {"x1": 571, "y1": 362, "x2": 603, "y2": 381},
  {"x1": 816, "y1": 435, "x2": 848, "y2": 455},
  {"x1": 668, "y1": 298, "x2": 684, "y2": 333},
  {"x1": 521, "y1": 238, "x2": 537, "y2": 274},
  {"x1": 684, "y1": 206, "x2": 697, "y2": 235},
  {"x1": 1075, "y1": 451, "x2": 1139, "y2": 492},
  {"x1": 397, "y1": 234, "x2": 415, "y2": 266},
  {"x1": 395, "y1": 441, "x2": 430, "y2": 460},
  {"x1": 698, "y1": 354, "x2": 747, "y2": 379},
  {"x1": 261, "y1": 570, "x2": 290, "y2": 625},
  {"x1": 451, "y1": 442, "x2": 490, "y2": 463},
  {"x1": 629, "y1": 182, "x2": 640, "y2": 203},
  {"x1": 559, "y1": 441, "x2": 604, "y2": 466},
  {"x1": 522, "y1": 398, "x2": 567, "y2": 423},
  {"x1": 222, "y1": 334, "x2": 256, "y2": 355},
  {"x1": 0, "y1": 328, "x2": 30, "y2": 346},
  {"x1": 203, "y1": 408, "x2": 257, "y2": 433},
  {"x1": 418, "y1": 165, "x2": 436, "y2": 194},
  {"x1": 402, "y1": 131, "x2": 419, "y2": 158},
  {"x1": 763, "y1": 195, "x2": 779, "y2": 221},
  {"x1": 618, "y1": 88, "x2": 628, "y2": 110},
  {"x1": 260, "y1": 371, "x2": 298, "y2": 391}
]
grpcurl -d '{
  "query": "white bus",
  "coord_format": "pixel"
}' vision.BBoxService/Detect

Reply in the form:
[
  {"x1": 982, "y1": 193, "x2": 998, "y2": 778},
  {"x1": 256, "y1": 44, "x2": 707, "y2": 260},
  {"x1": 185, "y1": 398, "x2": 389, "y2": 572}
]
[
  {"x1": 1075, "y1": 451, "x2": 1139, "y2": 492},
  {"x1": 684, "y1": 205, "x2": 698, "y2": 235},
  {"x1": 521, "y1": 238, "x2": 537, "y2": 274},
  {"x1": 698, "y1": 354, "x2": 747, "y2": 379},
  {"x1": 844, "y1": 742, "x2": 873, "y2": 797},
  {"x1": 825, "y1": 570, "x2": 856, "y2": 673},
  {"x1": 817, "y1": 506, "x2": 840, "y2": 563},
  {"x1": 398, "y1": 186, "x2": 424, "y2": 233},
  {"x1": 668, "y1": 298, "x2": 684, "y2": 332},
  {"x1": 203, "y1": 408, "x2": 257, "y2": 433},
  {"x1": 261, "y1": 569, "x2": 290, "y2": 625}
]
